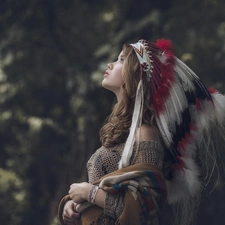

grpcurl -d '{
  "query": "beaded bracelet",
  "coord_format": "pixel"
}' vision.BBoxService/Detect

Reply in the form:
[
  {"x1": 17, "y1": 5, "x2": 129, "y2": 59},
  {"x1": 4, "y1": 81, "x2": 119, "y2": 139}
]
[{"x1": 87, "y1": 185, "x2": 99, "y2": 205}]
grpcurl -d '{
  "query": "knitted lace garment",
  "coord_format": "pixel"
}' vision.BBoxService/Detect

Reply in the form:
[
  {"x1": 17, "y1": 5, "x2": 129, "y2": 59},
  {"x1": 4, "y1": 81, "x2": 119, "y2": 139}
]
[
  {"x1": 87, "y1": 141, "x2": 164, "y2": 183},
  {"x1": 86, "y1": 141, "x2": 164, "y2": 223}
]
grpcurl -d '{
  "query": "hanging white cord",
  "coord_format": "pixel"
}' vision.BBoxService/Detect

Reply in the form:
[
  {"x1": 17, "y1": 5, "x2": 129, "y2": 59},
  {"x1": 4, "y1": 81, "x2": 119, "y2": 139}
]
[{"x1": 118, "y1": 80, "x2": 144, "y2": 168}]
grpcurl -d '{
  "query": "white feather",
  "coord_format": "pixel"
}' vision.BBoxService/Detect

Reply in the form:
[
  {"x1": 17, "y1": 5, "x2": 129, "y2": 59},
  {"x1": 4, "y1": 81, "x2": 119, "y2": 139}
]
[
  {"x1": 157, "y1": 51, "x2": 167, "y2": 64},
  {"x1": 200, "y1": 100, "x2": 217, "y2": 129},
  {"x1": 156, "y1": 115, "x2": 172, "y2": 148},
  {"x1": 166, "y1": 157, "x2": 201, "y2": 204},
  {"x1": 158, "y1": 79, "x2": 189, "y2": 151},
  {"x1": 211, "y1": 92, "x2": 225, "y2": 124},
  {"x1": 175, "y1": 57, "x2": 200, "y2": 81},
  {"x1": 118, "y1": 80, "x2": 143, "y2": 169},
  {"x1": 174, "y1": 64, "x2": 195, "y2": 91}
]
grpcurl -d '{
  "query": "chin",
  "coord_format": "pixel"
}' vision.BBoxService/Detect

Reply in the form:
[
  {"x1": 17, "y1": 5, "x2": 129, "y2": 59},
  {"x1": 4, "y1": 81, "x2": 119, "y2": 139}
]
[
  {"x1": 101, "y1": 80, "x2": 107, "y2": 89},
  {"x1": 102, "y1": 80, "x2": 110, "y2": 89}
]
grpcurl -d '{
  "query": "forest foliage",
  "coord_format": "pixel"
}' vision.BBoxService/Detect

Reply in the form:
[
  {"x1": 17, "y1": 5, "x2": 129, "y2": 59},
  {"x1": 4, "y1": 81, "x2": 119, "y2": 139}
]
[{"x1": 0, "y1": 0, "x2": 225, "y2": 225}]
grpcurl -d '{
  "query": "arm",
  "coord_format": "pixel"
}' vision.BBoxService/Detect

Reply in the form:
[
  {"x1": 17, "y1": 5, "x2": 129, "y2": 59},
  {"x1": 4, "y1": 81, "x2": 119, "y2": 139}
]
[{"x1": 60, "y1": 184, "x2": 107, "y2": 225}]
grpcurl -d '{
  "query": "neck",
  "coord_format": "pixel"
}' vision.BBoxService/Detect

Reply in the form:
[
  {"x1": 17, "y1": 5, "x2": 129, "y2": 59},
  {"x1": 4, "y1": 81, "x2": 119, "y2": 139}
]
[{"x1": 115, "y1": 91, "x2": 122, "y2": 102}]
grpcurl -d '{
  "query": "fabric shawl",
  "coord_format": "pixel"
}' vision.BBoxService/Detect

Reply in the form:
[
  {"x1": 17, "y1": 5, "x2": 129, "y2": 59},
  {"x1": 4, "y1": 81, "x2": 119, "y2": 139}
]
[{"x1": 58, "y1": 163, "x2": 167, "y2": 225}]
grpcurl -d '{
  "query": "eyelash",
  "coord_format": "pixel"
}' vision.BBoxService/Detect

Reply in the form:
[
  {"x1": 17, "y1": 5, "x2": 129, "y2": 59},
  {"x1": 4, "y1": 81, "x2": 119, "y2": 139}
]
[{"x1": 113, "y1": 57, "x2": 124, "y2": 64}]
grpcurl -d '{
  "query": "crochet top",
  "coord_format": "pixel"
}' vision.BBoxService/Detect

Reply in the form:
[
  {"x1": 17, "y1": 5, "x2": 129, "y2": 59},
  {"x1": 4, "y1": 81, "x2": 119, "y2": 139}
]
[{"x1": 86, "y1": 141, "x2": 164, "y2": 221}]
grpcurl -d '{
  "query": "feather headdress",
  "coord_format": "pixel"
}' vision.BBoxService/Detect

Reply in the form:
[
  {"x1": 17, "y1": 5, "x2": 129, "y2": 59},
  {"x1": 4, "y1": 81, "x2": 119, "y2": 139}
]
[{"x1": 119, "y1": 38, "x2": 225, "y2": 204}]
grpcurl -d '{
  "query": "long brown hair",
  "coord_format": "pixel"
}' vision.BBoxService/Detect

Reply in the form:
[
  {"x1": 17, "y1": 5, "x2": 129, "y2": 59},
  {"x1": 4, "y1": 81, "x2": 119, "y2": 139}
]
[{"x1": 100, "y1": 44, "x2": 155, "y2": 147}]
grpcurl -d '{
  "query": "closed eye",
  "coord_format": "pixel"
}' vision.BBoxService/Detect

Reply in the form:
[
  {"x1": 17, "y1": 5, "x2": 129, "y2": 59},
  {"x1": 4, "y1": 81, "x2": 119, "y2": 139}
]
[{"x1": 119, "y1": 57, "x2": 124, "y2": 63}]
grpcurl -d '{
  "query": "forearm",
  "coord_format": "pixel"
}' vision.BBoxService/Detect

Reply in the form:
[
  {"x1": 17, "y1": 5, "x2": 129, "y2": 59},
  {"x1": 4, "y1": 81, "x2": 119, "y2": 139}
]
[
  {"x1": 92, "y1": 188, "x2": 106, "y2": 208},
  {"x1": 88, "y1": 185, "x2": 124, "y2": 219}
]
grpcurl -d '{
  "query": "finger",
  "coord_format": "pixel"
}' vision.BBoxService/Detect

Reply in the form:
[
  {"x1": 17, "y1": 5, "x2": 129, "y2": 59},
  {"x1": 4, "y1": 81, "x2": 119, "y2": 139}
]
[
  {"x1": 68, "y1": 187, "x2": 74, "y2": 195},
  {"x1": 68, "y1": 192, "x2": 73, "y2": 200},
  {"x1": 64, "y1": 206, "x2": 80, "y2": 220},
  {"x1": 63, "y1": 214, "x2": 75, "y2": 223},
  {"x1": 71, "y1": 212, "x2": 80, "y2": 220},
  {"x1": 65, "y1": 207, "x2": 75, "y2": 216},
  {"x1": 63, "y1": 212, "x2": 79, "y2": 221}
]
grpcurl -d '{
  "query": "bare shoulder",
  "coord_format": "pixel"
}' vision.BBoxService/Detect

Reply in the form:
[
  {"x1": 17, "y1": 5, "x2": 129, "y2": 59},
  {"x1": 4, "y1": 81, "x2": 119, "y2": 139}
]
[{"x1": 136, "y1": 125, "x2": 160, "y2": 142}]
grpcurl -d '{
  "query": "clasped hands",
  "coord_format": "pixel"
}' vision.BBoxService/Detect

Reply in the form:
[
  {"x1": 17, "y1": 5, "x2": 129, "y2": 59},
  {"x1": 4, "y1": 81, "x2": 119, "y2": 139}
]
[{"x1": 62, "y1": 182, "x2": 92, "y2": 225}]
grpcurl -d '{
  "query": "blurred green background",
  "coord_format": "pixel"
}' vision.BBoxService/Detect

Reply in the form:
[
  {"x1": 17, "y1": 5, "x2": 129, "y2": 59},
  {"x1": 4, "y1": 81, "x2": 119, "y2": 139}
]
[{"x1": 0, "y1": 0, "x2": 225, "y2": 225}]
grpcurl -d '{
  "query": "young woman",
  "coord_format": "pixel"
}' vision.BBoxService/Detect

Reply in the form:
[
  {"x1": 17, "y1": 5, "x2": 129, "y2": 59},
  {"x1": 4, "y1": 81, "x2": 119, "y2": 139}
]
[{"x1": 58, "y1": 39, "x2": 225, "y2": 225}]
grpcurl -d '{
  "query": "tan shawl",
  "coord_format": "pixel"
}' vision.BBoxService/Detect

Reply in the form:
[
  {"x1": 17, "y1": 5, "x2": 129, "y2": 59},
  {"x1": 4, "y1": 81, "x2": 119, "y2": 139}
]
[{"x1": 58, "y1": 163, "x2": 167, "y2": 225}]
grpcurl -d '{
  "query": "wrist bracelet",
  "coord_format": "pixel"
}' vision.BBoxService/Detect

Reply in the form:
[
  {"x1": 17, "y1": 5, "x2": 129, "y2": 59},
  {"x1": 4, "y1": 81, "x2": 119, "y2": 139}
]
[{"x1": 88, "y1": 185, "x2": 99, "y2": 205}]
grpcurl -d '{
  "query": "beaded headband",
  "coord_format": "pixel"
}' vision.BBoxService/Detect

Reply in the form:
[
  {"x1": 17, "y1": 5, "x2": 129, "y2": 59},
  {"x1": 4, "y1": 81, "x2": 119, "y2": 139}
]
[{"x1": 130, "y1": 41, "x2": 152, "y2": 80}]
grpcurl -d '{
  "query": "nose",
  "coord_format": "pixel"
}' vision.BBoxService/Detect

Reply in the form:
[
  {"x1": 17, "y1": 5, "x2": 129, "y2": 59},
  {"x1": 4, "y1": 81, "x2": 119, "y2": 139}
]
[{"x1": 107, "y1": 63, "x2": 113, "y2": 70}]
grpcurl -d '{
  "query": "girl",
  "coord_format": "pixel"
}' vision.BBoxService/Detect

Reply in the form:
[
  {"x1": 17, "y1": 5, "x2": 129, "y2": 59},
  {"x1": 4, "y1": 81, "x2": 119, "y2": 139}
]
[{"x1": 58, "y1": 39, "x2": 225, "y2": 225}]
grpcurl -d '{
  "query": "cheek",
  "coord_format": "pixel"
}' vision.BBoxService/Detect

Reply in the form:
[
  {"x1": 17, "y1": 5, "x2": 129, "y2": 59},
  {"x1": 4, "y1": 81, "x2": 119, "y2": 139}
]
[{"x1": 114, "y1": 67, "x2": 124, "y2": 84}]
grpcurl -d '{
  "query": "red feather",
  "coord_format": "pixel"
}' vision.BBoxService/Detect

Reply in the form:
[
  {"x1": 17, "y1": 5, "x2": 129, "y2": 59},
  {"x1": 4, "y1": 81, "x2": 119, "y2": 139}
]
[
  {"x1": 209, "y1": 87, "x2": 216, "y2": 94},
  {"x1": 156, "y1": 39, "x2": 173, "y2": 51}
]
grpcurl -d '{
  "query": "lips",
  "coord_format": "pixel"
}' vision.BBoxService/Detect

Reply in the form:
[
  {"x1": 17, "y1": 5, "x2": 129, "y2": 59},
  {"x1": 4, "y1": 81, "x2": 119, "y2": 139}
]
[{"x1": 104, "y1": 71, "x2": 109, "y2": 77}]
